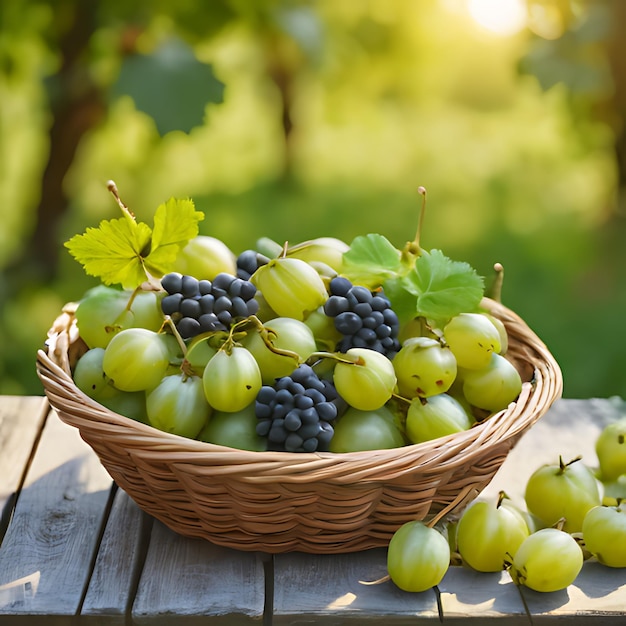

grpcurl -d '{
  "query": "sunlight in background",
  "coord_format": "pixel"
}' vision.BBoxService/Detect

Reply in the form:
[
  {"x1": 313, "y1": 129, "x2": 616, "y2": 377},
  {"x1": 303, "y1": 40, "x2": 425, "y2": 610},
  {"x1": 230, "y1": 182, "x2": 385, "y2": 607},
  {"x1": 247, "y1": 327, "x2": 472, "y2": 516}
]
[{"x1": 467, "y1": 0, "x2": 527, "y2": 36}]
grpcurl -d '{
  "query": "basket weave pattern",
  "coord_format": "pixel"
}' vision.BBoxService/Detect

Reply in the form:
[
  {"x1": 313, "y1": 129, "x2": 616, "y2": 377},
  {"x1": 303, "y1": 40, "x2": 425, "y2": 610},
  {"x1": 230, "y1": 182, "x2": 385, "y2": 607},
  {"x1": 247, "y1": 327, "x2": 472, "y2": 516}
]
[{"x1": 36, "y1": 298, "x2": 562, "y2": 553}]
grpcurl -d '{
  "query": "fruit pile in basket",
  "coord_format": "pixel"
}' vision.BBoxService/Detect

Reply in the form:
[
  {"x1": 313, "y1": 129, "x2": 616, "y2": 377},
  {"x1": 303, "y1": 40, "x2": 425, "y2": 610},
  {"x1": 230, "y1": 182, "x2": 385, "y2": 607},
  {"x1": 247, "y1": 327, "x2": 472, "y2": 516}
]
[{"x1": 65, "y1": 182, "x2": 523, "y2": 453}]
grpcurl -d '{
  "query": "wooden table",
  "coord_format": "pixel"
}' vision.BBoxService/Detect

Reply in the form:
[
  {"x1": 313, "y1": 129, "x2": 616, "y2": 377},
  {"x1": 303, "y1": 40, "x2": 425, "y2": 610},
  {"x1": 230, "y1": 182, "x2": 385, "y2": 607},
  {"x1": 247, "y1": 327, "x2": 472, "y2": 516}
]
[{"x1": 1, "y1": 395, "x2": 625, "y2": 625}]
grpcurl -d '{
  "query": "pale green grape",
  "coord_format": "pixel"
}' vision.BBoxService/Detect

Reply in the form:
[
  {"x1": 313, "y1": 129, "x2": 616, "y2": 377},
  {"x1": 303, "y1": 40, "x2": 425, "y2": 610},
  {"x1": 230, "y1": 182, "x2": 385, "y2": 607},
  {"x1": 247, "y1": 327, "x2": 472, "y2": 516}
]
[
  {"x1": 172, "y1": 235, "x2": 237, "y2": 279},
  {"x1": 461, "y1": 353, "x2": 522, "y2": 412},
  {"x1": 392, "y1": 337, "x2": 457, "y2": 398},
  {"x1": 102, "y1": 328, "x2": 171, "y2": 392},
  {"x1": 197, "y1": 404, "x2": 267, "y2": 451},
  {"x1": 387, "y1": 521, "x2": 450, "y2": 592},
  {"x1": 333, "y1": 348, "x2": 397, "y2": 411},
  {"x1": 329, "y1": 405, "x2": 405, "y2": 452},
  {"x1": 509, "y1": 528, "x2": 583, "y2": 592},
  {"x1": 76, "y1": 286, "x2": 163, "y2": 349},
  {"x1": 304, "y1": 307, "x2": 343, "y2": 351},
  {"x1": 242, "y1": 317, "x2": 317, "y2": 384},
  {"x1": 405, "y1": 393, "x2": 472, "y2": 444},
  {"x1": 146, "y1": 373, "x2": 211, "y2": 438},
  {"x1": 443, "y1": 313, "x2": 501, "y2": 370},
  {"x1": 582, "y1": 504, "x2": 626, "y2": 567},
  {"x1": 456, "y1": 494, "x2": 529, "y2": 572},
  {"x1": 524, "y1": 456, "x2": 601, "y2": 533},
  {"x1": 286, "y1": 237, "x2": 349, "y2": 273},
  {"x1": 250, "y1": 257, "x2": 327, "y2": 321},
  {"x1": 595, "y1": 418, "x2": 626, "y2": 482},
  {"x1": 98, "y1": 388, "x2": 149, "y2": 424},
  {"x1": 73, "y1": 347, "x2": 116, "y2": 399},
  {"x1": 203, "y1": 346, "x2": 262, "y2": 412},
  {"x1": 184, "y1": 338, "x2": 218, "y2": 371}
]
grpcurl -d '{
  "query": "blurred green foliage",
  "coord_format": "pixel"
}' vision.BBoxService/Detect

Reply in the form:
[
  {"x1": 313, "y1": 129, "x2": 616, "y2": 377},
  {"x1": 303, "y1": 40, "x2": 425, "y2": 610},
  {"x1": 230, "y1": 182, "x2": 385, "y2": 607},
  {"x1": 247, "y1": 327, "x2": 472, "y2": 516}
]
[{"x1": 1, "y1": 0, "x2": 625, "y2": 399}]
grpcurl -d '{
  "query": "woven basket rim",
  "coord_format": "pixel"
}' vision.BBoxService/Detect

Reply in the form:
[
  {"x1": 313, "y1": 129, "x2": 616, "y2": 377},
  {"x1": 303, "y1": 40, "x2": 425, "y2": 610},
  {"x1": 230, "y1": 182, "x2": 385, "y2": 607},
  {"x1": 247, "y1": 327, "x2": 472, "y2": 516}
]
[{"x1": 36, "y1": 296, "x2": 563, "y2": 475}]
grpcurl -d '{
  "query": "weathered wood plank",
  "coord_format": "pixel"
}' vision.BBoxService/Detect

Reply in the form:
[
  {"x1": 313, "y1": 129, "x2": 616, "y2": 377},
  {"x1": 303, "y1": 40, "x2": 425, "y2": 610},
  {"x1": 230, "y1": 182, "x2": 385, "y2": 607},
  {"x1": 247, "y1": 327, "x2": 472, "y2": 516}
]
[
  {"x1": 272, "y1": 399, "x2": 626, "y2": 624},
  {"x1": 0, "y1": 395, "x2": 49, "y2": 531},
  {"x1": 132, "y1": 520, "x2": 265, "y2": 625},
  {"x1": 0, "y1": 408, "x2": 112, "y2": 620},
  {"x1": 273, "y1": 549, "x2": 529, "y2": 624},
  {"x1": 80, "y1": 487, "x2": 151, "y2": 625}
]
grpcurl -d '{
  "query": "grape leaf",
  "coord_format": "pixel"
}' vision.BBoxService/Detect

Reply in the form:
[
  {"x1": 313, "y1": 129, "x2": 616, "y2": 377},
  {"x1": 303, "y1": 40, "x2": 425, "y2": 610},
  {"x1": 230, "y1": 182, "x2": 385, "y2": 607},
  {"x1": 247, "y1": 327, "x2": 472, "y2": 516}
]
[
  {"x1": 342, "y1": 234, "x2": 402, "y2": 287},
  {"x1": 111, "y1": 38, "x2": 225, "y2": 136},
  {"x1": 384, "y1": 249, "x2": 485, "y2": 324},
  {"x1": 65, "y1": 198, "x2": 204, "y2": 289},
  {"x1": 144, "y1": 197, "x2": 204, "y2": 276}
]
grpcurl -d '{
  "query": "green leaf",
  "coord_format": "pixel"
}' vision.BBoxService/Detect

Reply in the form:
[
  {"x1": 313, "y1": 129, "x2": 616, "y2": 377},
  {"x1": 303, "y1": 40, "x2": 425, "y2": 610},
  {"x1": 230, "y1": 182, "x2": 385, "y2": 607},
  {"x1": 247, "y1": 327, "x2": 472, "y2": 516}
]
[
  {"x1": 384, "y1": 249, "x2": 484, "y2": 324},
  {"x1": 65, "y1": 217, "x2": 154, "y2": 289},
  {"x1": 342, "y1": 234, "x2": 402, "y2": 288},
  {"x1": 65, "y1": 197, "x2": 204, "y2": 289},
  {"x1": 145, "y1": 198, "x2": 204, "y2": 275},
  {"x1": 111, "y1": 38, "x2": 225, "y2": 135}
]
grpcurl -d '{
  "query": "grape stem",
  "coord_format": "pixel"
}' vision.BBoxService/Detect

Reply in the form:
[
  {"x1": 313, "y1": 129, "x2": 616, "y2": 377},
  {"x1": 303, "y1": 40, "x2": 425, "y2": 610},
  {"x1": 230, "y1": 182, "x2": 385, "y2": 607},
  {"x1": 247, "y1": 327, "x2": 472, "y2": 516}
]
[
  {"x1": 400, "y1": 186, "x2": 427, "y2": 264},
  {"x1": 488, "y1": 263, "x2": 505, "y2": 303},
  {"x1": 306, "y1": 351, "x2": 366, "y2": 367},
  {"x1": 558, "y1": 455, "x2": 583, "y2": 474},
  {"x1": 107, "y1": 180, "x2": 136, "y2": 220},
  {"x1": 162, "y1": 315, "x2": 188, "y2": 357},
  {"x1": 241, "y1": 316, "x2": 302, "y2": 362}
]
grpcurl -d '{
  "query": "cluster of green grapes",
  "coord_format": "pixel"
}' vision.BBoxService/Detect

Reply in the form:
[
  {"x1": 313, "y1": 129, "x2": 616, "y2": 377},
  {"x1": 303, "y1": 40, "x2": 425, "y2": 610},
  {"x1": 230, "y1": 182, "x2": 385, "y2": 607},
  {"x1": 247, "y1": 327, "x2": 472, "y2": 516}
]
[
  {"x1": 387, "y1": 418, "x2": 626, "y2": 594},
  {"x1": 70, "y1": 233, "x2": 523, "y2": 453}
]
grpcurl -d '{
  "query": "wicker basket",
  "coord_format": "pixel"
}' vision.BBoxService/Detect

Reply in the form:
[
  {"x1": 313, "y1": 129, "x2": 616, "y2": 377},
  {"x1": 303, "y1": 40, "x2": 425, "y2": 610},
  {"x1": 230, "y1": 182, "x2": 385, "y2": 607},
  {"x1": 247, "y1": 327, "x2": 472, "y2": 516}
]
[{"x1": 36, "y1": 298, "x2": 562, "y2": 554}]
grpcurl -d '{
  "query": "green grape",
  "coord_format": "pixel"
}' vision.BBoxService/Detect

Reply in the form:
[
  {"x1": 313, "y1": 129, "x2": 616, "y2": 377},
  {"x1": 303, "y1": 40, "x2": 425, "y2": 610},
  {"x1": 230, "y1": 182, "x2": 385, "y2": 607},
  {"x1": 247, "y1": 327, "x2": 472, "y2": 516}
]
[
  {"x1": 443, "y1": 313, "x2": 502, "y2": 370},
  {"x1": 333, "y1": 348, "x2": 397, "y2": 411},
  {"x1": 456, "y1": 493, "x2": 530, "y2": 572},
  {"x1": 509, "y1": 528, "x2": 583, "y2": 592},
  {"x1": 484, "y1": 313, "x2": 508, "y2": 355},
  {"x1": 102, "y1": 328, "x2": 171, "y2": 392},
  {"x1": 582, "y1": 503, "x2": 626, "y2": 567},
  {"x1": 197, "y1": 403, "x2": 267, "y2": 451},
  {"x1": 73, "y1": 347, "x2": 117, "y2": 399},
  {"x1": 387, "y1": 521, "x2": 450, "y2": 592},
  {"x1": 76, "y1": 286, "x2": 163, "y2": 349},
  {"x1": 184, "y1": 338, "x2": 218, "y2": 371},
  {"x1": 250, "y1": 257, "x2": 327, "y2": 321},
  {"x1": 461, "y1": 353, "x2": 522, "y2": 412},
  {"x1": 595, "y1": 418, "x2": 626, "y2": 482},
  {"x1": 146, "y1": 373, "x2": 211, "y2": 438},
  {"x1": 99, "y1": 388, "x2": 149, "y2": 423},
  {"x1": 303, "y1": 307, "x2": 343, "y2": 351},
  {"x1": 242, "y1": 317, "x2": 317, "y2": 384},
  {"x1": 329, "y1": 405, "x2": 405, "y2": 453},
  {"x1": 286, "y1": 236, "x2": 349, "y2": 273},
  {"x1": 172, "y1": 235, "x2": 237, "y2": 279},
  {"x1": 524, "y1": 456, "x2": 602, "y2": 533},
  {"x1": 405, "y1": 393, "x2": 472, "y2": 444},
  {"x1": 202, "y1": 346, "x2": 262, "y2": 412},
  {"x1": 392, "y1": 337, "x2": 457, "y2": 398}
]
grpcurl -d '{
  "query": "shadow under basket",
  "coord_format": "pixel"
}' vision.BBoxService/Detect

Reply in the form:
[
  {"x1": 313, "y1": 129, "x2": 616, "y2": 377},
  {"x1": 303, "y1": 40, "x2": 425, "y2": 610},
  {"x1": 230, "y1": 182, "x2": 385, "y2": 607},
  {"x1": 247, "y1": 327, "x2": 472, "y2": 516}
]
[{"x1": 36, "y1": 298, "x2": 562, "y2": 554}]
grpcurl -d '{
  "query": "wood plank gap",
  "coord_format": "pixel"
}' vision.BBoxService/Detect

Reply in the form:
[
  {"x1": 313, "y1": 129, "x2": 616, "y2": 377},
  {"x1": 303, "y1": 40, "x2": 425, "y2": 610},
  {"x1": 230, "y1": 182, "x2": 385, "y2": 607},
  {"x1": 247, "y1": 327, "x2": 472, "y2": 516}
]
[
  {"x1": 123, "y1": 506, "x2": 154, "y2": 625},
  {"x1": 261, "y1": 553, "x2": 274, "y2": 626},
  {"x1": 75, "y1": 482, "x2": 119, "y2": 617},
  {"x1": 0, "y1": 398, "x2": 51, "y2": 545}
]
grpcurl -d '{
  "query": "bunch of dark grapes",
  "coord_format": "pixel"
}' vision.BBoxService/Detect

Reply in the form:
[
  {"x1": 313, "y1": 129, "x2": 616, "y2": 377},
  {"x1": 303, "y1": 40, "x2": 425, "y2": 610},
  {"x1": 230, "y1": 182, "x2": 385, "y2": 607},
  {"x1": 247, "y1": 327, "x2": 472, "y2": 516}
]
[
  {"x1": 324, "y1": 276, "x2": 401, "y2": 358},
  {"x1": 255, "y1": 364, "x2": 346, "y2": 452},
  {"x1": 236, "y1": 249, "x2": 270, "y2": 280},
  {"x1": 160, "y1": 272, "x2": 259, "y2": 339}
]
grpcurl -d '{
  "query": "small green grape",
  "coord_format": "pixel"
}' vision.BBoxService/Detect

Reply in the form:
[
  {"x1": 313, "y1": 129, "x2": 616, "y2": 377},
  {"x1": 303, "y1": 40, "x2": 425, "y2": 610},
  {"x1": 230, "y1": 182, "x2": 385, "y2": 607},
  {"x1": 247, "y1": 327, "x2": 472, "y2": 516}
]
[
  {"x1": 509, "y1": 528, "x2": 583, "y2": 592},
  {"x1": 387, "y1": 521, "x2": 450, "y2": 592},
  {"x1": 443, "y1": 313, "x2": 501, "y2": 370},
  {"x1": 333, "y1": 348, "x2": 397, "y2": 411},
  {"x1": 202, "y1": 346, "x2": 262, "y2": 412}
]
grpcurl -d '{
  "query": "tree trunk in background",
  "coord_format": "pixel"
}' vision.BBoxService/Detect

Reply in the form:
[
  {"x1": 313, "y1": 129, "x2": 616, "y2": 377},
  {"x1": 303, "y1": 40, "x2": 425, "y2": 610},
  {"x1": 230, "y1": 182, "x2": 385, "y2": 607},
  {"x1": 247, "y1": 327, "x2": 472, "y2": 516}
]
[{"x1": 15, "y1": 0, "x2": 104, "y2": 282}]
